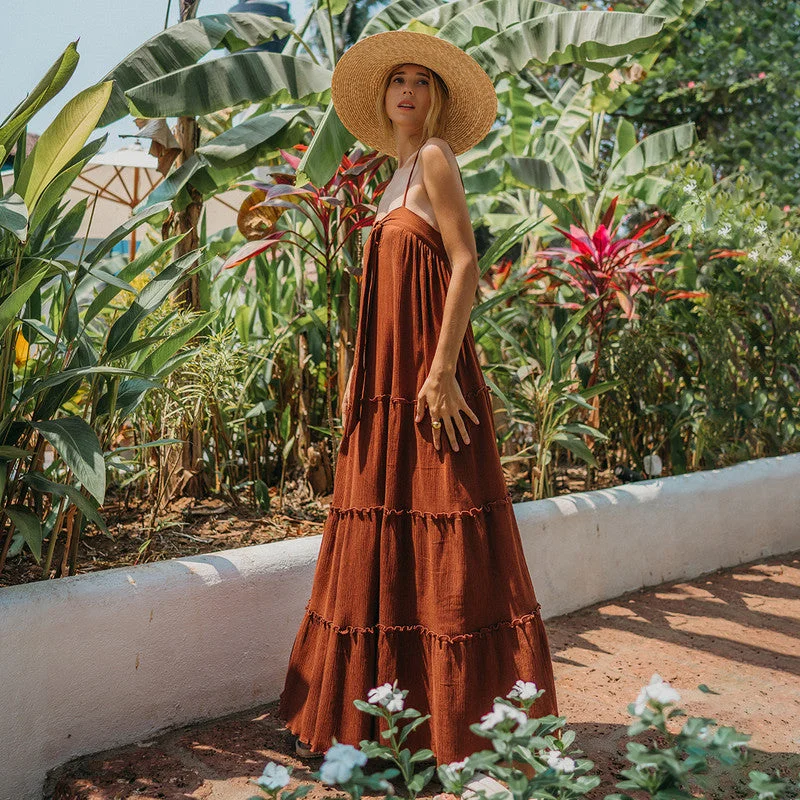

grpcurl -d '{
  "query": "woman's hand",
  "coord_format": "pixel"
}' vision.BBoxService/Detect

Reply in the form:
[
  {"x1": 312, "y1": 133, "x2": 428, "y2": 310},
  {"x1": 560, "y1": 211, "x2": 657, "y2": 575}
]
[
  {"x1": 341, "y1": 369, "x2": 354, "y2": 429},
  {"x1": 414, "y1": 369, "x2": 480, "y2": 451}
]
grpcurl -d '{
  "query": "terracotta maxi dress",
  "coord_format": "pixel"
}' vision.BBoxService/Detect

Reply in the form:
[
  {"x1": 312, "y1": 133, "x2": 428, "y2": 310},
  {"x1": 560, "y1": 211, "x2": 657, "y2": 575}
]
[{"x1": 277, "y1": 147, "x2": 559, "y2": 763}]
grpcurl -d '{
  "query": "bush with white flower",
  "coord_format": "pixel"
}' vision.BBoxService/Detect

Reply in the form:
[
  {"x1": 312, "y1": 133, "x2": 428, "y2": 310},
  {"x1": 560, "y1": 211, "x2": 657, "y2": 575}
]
[{"x1": 248, "y1": 674, "x2": 799, "y2": 800}]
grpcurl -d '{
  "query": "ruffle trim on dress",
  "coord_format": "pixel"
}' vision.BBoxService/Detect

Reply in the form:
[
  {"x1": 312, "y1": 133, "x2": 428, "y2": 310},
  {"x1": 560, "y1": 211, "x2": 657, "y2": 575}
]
[
  {"x1": 356, "y1": 383, "x2": 491, "y2": 405},
  {"x1": 303, "y1": 605, "x2": 543, "y2": 644},
  {"x1": 328, "y1": 494, "x2": 512, "y2": 520}
]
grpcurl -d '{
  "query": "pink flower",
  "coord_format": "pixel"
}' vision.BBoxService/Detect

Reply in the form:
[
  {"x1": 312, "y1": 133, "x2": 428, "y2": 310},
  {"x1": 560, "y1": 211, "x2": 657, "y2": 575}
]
[
  {"x1": 784, "y1": 205, "x2": 791, "y2": 213},
  {"x1": 758, "y1": 71, "x2": 766, "y2": 79},
  {"x1": 687, "y1": 81, "x2": 696, "y2": 88}
]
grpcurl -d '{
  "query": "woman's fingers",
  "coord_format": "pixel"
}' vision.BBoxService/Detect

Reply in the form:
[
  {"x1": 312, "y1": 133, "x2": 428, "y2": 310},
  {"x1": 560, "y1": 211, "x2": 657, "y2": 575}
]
[
  {"x1": 443, "y1": 414, "x2": 459, "y2": 451},
  {"x1": 415, "y1": 392, "x2": 427, "y2": 423},
  {"x1": 453, "y1": 408, "x2": 471, "y2": 446}
]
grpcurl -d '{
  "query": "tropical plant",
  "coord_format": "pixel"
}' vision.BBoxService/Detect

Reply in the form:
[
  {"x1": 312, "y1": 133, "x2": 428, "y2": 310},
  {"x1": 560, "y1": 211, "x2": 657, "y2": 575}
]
[
  {"x1": 600, "y1": 161, "x2": 800, "y2": 475},
  {"x1": 526, "y1": 196, "x2": 702, "y2": 386},
  {"x1": 0, "y1": 45, "x2": 212, "y2": 576},
  {"x1": 619, "y1": 0, "x2": 800, "y2": 207},
  {"x1": 222, "y1": 144, "x2": 390, "y2": 465},
  {"x1": 483, "y1": 304, "x2": 612, "y2": 499}
]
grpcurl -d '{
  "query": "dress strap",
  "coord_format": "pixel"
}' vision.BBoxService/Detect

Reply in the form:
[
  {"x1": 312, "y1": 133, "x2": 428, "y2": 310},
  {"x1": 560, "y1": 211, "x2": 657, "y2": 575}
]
[{"x1": 401, "y1": 142, "x2": 465, "y2": 208}]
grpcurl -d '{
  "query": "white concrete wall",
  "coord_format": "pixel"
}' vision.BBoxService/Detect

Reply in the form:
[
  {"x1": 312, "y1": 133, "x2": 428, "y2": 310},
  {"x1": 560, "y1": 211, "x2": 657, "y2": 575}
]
[{"x1": 2, "y1": 454, "x2": 799, "y2": 800}]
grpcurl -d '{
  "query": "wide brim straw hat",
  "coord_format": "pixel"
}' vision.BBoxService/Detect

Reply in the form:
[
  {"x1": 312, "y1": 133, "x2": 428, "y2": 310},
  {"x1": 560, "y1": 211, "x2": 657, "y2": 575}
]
[{"x1": 330, "y1": 30, "x2": 497, "y2": 158}]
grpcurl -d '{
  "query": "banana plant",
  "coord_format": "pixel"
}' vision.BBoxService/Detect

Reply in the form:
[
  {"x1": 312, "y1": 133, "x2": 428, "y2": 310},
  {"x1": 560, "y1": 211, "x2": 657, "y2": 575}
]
[
  {"x1": 296, "y1": 0, "x2": 672, "y2": 188},
  {"x1": 92, "y1": 11, "x2": 331, "y2": 215},
  {"x1": 0, "y1": 46, "x2": 217, "y2": 577}
]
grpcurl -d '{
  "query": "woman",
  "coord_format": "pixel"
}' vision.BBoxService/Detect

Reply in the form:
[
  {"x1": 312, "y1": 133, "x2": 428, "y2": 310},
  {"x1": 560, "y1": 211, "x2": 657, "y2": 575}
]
[{"x1": 277, "y1": 30, "x2": 559, "y2": 771}]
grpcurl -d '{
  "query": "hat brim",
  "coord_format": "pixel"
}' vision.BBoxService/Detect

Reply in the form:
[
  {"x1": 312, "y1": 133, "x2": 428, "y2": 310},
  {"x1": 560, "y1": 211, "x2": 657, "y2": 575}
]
[{"x1": 330, "y1": 30, "x2": 497, "y2": 158}]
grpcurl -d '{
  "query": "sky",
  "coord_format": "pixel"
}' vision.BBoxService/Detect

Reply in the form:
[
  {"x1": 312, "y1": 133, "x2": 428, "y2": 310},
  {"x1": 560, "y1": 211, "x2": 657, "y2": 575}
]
[{"x1": 5, "y1": 0, "x2": 309, "y2": 152}]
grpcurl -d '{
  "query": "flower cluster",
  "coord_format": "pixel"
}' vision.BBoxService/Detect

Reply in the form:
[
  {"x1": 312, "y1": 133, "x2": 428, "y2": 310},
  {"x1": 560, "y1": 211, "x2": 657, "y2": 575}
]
[
  {"x1": 319, "y1": 742, "x2": 368, "y2": 785},
  {"x1": 250, "y1": 674, "x2": 789, "y2": 800},
  {"x1": 539, "y1": 747, "x2": 576, "y2": 773},
  {"x1": 367, "y1": 680, "x2": 405, "y2": 713},
  {"x1": 507, "y1": 679, "x2": 538, "y2": 701},
  {"x1": 255, "y1": 761, "x2": 291, "y2": 791},
  {"x1": 633, "y1": 672, "x2": 681, "y2": 715},
  {"x1": 478, "y1": 701, "x2": 528, "y2": 731}
]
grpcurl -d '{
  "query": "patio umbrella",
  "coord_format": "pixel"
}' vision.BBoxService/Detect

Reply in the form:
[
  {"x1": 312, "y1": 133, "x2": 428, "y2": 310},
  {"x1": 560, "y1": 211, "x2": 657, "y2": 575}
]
[{"x1": 63, "y1": 143, "x2": 248, "y2": 260}]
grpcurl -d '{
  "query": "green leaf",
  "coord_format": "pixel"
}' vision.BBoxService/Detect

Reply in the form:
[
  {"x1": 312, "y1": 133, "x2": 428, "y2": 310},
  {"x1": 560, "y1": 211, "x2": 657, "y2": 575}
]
[
  {"x1": 469, "y1": 11, "x2": 666, "y2": 81},
  {"x1": 22, "y1": 471, "x2": 109, "y2": 534},
  {"x1": 105, "y1": 251, "x2": 201, "y2": 357},
  {"x1": 84, "y1": 233, "x2": 188, "y2": 325},
  {"x1": 608, "y1": 122, "x2": 695, "y2": 186},
  {"x1": 30, "y1": 417, "x2": 106, "y2": 504},
  {"x1": 124, "y1": 52, "x2": 332, "y2": 119},
  {"x1": 137, "y1": 309, "x2": 219, "y2": 376},
  {"x1": 3, "y1": 507, "x2": 43, "y2": 562},
  {"x1": 0, "y1": 446, "x2": 33, "y2": 460},
  {"x1": 478, "y1": 215, "x2": 546, "y2": 276},
  {"x1": 551, "y1": 432, "x2": 597, "y2": 465},
  {"x1": 15, "y1": 81, "x2": 113, "y2": 213},
  {"x1": 0, "y1": 263, "x2": 51, "y2": 339},
  {"x1": 0, "y1": 40, "x2": 80, "y2": 154},
  {"x1": 294, "y1": 101, "x2": 356, "y2": 189},
  {"x1": 612, "y1": 117, "x2": 637, "y2": 164},
  {"x1": 83, "y1": 200, "x2": 174, "y2": 265},
  {"x1": 98, "y1": 12, "x2": 295, "y2": 126},
  {"x1": 0, "y1": 194, "x2": 28, "y2": 241}
]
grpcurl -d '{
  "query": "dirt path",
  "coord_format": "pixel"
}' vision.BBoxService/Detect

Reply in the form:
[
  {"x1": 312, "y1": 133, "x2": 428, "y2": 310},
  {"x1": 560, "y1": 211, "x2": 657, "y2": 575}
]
[{"x1": 48, "y1": 550, "x2": 800, "y2": 799}]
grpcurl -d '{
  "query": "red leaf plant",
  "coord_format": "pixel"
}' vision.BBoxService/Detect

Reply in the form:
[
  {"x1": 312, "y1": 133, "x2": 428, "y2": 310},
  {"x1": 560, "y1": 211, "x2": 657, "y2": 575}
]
[
  {"x1": 221, "y1": 142, "x2": 390, "y2": 275},
  {"x1": 526, "y1": 196, "x2": 705, "y2": 386}
]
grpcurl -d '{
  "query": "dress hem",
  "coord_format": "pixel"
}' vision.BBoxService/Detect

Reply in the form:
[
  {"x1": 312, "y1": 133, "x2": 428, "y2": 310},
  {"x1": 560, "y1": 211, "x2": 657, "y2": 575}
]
[
  {"x1": 303, "y1": 604, "x2": 543, "y2": 644},
  {"x1": 328, "y1": 494, "x2": 512, "y2": 520}
]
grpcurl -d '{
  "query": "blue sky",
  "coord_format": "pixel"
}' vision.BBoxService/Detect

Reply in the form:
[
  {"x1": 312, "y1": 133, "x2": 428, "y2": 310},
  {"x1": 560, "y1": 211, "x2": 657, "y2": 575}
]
[{"x1": 6, "y1": 0, "x2": 308, "y2": 152}]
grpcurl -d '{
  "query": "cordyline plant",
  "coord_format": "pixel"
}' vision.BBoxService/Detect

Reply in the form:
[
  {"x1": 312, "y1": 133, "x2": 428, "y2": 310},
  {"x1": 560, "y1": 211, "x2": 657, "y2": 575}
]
[
  {"x1": 221, "y1": 144, "x2": 390, "y2": 453},
  {"x1": 526, "y1": 196, "x2": 704, "y2": 389}
]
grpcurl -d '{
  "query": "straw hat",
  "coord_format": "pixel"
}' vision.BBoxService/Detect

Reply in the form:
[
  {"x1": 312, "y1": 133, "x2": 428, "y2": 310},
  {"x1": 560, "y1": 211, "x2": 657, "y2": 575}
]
[{"x1": 330, "y1": 30, "x2": 497, "y2": 158}]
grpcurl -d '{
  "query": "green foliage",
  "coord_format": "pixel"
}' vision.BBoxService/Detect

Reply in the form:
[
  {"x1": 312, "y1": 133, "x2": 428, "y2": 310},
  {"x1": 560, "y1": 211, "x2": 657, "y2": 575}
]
[
  {"x1": 251, "y1": 676, "x2": 799, "y2": 800},
  {"x1": 619, "y1": 0, "x2": 800, "y2": 206}
]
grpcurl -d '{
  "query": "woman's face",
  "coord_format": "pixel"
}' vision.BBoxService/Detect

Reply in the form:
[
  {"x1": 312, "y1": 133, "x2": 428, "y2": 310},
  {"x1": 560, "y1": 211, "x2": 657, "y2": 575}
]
[{"x1": 384, "y1": 63, "x2": 432, "y2": 134}]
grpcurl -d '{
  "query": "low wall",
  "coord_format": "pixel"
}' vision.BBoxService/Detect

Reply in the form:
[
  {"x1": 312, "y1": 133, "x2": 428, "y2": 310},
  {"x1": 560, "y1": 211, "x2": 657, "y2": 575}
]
[{"x1": 2, "y1": 454, "x2": 799, "y2": 800}]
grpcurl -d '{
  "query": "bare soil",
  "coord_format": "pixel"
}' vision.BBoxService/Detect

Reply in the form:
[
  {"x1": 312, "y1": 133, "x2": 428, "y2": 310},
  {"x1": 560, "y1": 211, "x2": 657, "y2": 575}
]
[{"x1": 0, "y1": 467, "x2": 615, "y2": 589}]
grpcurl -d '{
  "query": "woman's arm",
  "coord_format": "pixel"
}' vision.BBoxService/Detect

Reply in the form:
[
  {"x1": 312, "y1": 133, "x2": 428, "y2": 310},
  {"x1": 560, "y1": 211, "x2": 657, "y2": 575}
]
[{"x1": 413, "y1": 137, "x2": 481, "y2": 451}]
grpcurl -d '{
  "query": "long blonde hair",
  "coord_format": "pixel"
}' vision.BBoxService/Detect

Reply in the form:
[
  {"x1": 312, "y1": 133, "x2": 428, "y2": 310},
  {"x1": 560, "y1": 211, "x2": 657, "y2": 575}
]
[{"x1": 375, "y1": 63, "x2": 450, "y2": 155}]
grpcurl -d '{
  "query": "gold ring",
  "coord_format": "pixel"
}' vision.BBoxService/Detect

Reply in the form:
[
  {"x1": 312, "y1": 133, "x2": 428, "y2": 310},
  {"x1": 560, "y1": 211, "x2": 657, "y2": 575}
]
[{"x1": 431, "y1": 420, "x2": 442, "y2": 429}]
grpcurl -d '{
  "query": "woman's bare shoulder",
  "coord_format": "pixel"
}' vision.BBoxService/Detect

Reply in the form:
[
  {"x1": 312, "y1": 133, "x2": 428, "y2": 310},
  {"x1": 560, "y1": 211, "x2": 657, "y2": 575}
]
[{"x1": 420, "y1": 137, "x2": 460, "y2": 178}]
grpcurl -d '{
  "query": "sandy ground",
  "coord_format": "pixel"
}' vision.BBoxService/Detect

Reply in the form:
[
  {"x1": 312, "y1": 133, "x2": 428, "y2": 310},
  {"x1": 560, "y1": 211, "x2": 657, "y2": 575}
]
[{"x1": 47, "y1": 550, "x2": 800, "y2": 800}]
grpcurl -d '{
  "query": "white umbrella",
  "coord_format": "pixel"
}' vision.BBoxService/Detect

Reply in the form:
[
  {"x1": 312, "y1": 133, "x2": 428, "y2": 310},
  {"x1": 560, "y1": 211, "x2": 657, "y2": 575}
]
[{"x1": 64, "y1": 143, "x2": 248, "y2": 260}]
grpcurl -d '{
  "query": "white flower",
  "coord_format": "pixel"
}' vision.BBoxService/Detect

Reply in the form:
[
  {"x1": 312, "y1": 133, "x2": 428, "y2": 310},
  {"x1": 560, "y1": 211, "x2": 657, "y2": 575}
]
[
  {"x1": 319, "y1": 743, "x2": 368, "y2": 785},
  {"x1": 633, "y1": 673, "x2": 681, "y2": 715},
  {"x1": 448, "y1": 758, "x2": 469, "y2": 772},
  {"x1": 754, "y1": 220, "x2": 767, "y2": 237},
  {"x1": 507, "y1": 680, "x2": 538, "y2": 700},
  {"x1": 256, "y1": 762, "x2": 291, "y2": 791},
  {"x1": 540, "y1": 748, "x2": 576, "y2": 773},
  {"x1": 479, "y1": 701, "x2": 528, "y2": 730},
  {"x1": 367, "y1": 682, "x2": 405, "y2": 713},
  {"x1": 698, "y1": 725, "x2": 714, "y2": 742},
  {"x1": 778, "y1": 250, "x2": 792, "y2": 266},
  {"x1": 682, "y1": 222, "x2": 693, "y2": 236},
  {"x1": 718, "y1": 223, "x2": 731, "y2": 238},
  {"x1": 683, "y1": 179, "x2": 697, "y2": 195},
  {"x1": 747, "y1": 249, "x2": 759, "y2": 261}
]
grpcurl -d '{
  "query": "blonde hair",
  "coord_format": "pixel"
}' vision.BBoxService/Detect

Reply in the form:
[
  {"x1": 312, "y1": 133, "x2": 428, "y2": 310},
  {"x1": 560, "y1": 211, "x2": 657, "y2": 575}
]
[{"x1": 375, "y1": 63, "x2": 450, "y2": 156}]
